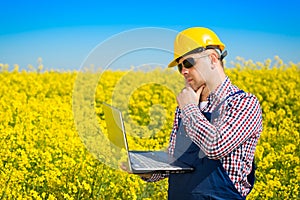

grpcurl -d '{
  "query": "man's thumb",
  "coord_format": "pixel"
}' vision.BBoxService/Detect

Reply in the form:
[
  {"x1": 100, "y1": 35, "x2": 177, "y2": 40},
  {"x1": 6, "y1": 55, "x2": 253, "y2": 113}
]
[
  {"x1": 196, "y1": 85, "x2": 205, "y2": 101},
  {"x1": 185, "y1": 79, "x2": 191, "y2": 88}
]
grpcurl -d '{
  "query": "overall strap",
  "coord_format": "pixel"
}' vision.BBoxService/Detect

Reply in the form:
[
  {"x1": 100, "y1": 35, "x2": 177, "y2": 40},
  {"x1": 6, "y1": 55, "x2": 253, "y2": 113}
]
[
  {"x1": 202, "y1": 90, "x2": 245, "y2": 123},
  {"x1": 214, "y1": 90, "x2": 245, "y2": 111}
]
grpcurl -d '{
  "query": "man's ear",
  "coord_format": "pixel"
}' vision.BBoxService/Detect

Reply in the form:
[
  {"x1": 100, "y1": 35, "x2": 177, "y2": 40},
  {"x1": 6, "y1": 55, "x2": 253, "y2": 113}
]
[{"x1": 210, "y1": 51, "x2": 220, "y2": 64}]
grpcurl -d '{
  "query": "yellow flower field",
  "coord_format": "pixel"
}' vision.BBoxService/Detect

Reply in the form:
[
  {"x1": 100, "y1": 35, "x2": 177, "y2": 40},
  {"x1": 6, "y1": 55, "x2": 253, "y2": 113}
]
[{"x1": 0, "y1": 57, "x2": 299, "y2": 199}]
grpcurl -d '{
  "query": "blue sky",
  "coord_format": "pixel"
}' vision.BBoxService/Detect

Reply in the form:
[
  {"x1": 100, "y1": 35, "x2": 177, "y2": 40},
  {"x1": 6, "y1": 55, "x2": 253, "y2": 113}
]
[{"x1": 1, "y1": 0, "x2": 299, "y2": 70}]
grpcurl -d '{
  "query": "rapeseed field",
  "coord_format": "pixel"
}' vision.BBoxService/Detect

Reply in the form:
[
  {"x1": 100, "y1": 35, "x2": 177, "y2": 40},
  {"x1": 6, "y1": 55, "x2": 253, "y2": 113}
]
[{"x1": 0, "y1": 57, "x2": 299, "y2": 199}]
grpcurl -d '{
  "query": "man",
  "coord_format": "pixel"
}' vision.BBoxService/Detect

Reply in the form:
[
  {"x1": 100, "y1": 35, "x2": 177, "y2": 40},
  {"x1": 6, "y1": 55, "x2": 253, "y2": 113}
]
[{"x1": 138, "y1": 27, "x2": 262, "y2": 199}]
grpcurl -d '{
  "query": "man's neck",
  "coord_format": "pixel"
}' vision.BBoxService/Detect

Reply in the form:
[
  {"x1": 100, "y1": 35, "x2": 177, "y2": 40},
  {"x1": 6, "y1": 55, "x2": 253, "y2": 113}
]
[{"x1": 207, "y1": 71, "x2": 226, "y2": 94}]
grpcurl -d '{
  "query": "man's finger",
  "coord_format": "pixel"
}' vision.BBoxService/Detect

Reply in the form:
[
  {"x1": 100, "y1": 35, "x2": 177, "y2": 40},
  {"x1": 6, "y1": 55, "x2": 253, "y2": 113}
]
[
  {"x1": 196, "y1": 85, "x2": 204, "y2": 95},
  {"x1": 195, "y1": 85, "x2": 205, "y2": 101}
]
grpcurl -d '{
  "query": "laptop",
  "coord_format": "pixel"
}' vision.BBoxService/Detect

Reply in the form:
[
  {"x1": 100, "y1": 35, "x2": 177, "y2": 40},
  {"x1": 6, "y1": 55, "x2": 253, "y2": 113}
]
[{"x1": 102, "y1": 102, "x2": 194, "y2": 174}]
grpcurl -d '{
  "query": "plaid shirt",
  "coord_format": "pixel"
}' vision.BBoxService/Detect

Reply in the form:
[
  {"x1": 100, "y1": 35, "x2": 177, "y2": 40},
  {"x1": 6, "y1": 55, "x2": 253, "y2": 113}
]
[{"x1": 145, "y1": 77, "x2": 263, "y2": 197}]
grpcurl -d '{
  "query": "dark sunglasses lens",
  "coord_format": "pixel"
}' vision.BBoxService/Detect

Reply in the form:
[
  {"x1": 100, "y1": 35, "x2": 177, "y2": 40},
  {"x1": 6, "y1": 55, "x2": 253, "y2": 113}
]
[
  {"x1": 183, "y1": 58, "x2": 195, "y2": 69},
  {"x1": 178, "y1": 58, "x2": 195, "y2": 73},
  {"x1": 178, "y1": 64, "x2": 182, "y2": 73}
]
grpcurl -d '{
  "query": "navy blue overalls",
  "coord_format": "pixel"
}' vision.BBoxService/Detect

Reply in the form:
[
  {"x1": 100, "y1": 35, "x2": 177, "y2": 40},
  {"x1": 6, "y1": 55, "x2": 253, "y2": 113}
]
[{"x1": 168, "y1": 91, "x2": 255, "y2": 200}]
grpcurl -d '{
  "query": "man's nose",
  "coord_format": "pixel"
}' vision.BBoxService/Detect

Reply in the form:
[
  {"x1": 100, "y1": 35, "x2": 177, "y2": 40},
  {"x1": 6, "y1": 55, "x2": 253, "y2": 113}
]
[{"x1": 181, "y1": 67, "x2": 189, "y2": 75}]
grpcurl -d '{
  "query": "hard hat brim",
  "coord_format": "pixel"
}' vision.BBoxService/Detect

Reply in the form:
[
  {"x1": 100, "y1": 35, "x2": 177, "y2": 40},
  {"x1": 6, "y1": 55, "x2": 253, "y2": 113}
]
[
  {"x1": 168, "y1": 46, "x2": 206, "y2": 68},
  {"x1": 168, "y1": 59, "x2": 178, "y2": 68}
]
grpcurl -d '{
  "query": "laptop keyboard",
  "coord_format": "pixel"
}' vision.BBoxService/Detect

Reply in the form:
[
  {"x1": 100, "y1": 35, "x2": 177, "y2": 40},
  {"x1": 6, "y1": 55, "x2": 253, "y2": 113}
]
[{"x1": 129, "y1": 152, "x2": 172, "y2": 168}]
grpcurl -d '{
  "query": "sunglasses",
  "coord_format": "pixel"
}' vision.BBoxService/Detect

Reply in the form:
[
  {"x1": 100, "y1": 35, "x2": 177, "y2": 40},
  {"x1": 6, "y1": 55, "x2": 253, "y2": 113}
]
[{"x1": 177, "y1": 55, "x2": 208, "y2": 73}]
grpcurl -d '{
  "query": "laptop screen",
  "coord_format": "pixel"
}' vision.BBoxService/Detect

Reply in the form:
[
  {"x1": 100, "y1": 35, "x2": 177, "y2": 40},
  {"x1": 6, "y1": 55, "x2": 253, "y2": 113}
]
[
  {"x1": 102, "y1": 102, "x2": 132, "y2": 171},
  {"x1": 102, "y1": 103, "x2": 128, "y2": 150}
]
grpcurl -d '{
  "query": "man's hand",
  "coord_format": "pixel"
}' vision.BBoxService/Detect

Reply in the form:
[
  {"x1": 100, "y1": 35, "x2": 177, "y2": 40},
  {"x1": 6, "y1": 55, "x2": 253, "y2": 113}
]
[{"x1": 177, "y1": 82, "x2": 205, "y2": 109}]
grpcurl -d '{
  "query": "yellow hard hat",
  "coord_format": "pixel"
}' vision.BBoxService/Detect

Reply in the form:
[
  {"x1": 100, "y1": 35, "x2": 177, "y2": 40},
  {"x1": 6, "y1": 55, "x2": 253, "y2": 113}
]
[{"x1": 168, "y1": 27, "x2": 225, "y2": 67}]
